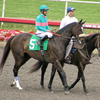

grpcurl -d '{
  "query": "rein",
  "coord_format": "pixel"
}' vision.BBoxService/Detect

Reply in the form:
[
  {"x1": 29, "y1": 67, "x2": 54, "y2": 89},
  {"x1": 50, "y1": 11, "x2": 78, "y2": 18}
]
[
  {"x1": 51, "y1": 25, "x2": 81, "y2": 40},
  {"x1": 51, "y1": 32, "x2": 77, "y2": 40}
]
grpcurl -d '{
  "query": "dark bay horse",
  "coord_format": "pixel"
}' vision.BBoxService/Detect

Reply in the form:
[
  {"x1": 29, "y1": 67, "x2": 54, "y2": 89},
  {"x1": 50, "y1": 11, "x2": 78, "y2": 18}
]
[
  {"x1": 30, "y1": 33, "x2": 99, "y2": 94},
  {"x1": 0, "y1": 20, "x2": 84, "y2": 94}
]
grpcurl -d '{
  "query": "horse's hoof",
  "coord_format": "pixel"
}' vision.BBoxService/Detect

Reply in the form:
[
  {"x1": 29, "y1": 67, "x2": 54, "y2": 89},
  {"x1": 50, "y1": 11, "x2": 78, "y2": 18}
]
[
  {"x1": 42, "y1": 86, "x2": 45, "y2": 89},
  {"x1": 84, "y1": 89, "x2": 89, "y2": 94},
  {"x1": 19, "y1": 88, "x2": 23, "y2": 90},
  {"x1": 16, "y1": 86, "x2": 23, "y2": 90},
  {"x1": 40, "y1": 82, "x2": 44, "y2": 89},
  {"x1": 68, "y1": 86, "x2": 71, "y2": 90},
  {"x1": 0, "y1": 68, "x2": 3, "y2": 75},
  {"x1": 11, "y1": 84, "x2": 15, "y2": 87},
  {"x1": 65, "y1": 90, "x2": 69, "y2": 95},
  {"x1": 50, "y1": 91, "x2": 54, "y2": 93},
  {"x1": 85, "y1": 91, "x2": 90, "y2": 95},
  {"x1": 86, "y1": 92, "x2": 90, "y2": 95},
  {"x1": 49, "y1": 89, "x2": 53, "y2": 93}
]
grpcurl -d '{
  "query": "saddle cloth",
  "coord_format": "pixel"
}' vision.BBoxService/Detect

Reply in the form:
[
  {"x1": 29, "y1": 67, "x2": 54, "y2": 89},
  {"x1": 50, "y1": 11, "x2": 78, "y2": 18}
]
[{"x1": 29, "y1": 35, "x2": 48, "y2": 50}]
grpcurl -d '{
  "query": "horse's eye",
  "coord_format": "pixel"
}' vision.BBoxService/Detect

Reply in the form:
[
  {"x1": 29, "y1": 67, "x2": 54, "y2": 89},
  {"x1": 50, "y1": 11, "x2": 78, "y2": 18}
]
[{"x1": 81, "y1": 40, "x2": 84, "y2": 43}]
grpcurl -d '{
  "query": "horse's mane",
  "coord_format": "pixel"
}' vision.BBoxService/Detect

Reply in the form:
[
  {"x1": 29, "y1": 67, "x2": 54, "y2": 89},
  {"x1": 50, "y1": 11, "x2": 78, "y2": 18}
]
[
  {"x1": 56, "y1": 22, "x2": 77, "y2": 35},
  {"x1": 85, "y1": 33, "x2": 99, "y2": 43}
]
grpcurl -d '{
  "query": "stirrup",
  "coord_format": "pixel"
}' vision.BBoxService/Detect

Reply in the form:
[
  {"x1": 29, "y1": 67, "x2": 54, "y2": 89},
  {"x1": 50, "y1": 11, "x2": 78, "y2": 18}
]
[
  {"x1": 37, "y1": 41, "x2": 43, "y2": 46},
  {"x1": 64, "y1": 57, "x2": 71, "y2": 64}
]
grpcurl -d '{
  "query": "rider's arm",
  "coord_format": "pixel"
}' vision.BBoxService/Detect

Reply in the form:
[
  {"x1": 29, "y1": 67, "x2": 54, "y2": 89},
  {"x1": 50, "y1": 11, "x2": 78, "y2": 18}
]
[{"x1": 46, "y1": 23, "x2": 51, "y2": 31}]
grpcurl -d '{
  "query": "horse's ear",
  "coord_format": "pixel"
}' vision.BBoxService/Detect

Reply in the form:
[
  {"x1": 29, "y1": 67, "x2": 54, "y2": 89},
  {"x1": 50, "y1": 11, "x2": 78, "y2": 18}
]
[
  {"x1": 82, "y1": 21, "x2": 86, "y2": 25},
  {"x1": 79, "y1": 19, "x2": 83, "y2": 24}
]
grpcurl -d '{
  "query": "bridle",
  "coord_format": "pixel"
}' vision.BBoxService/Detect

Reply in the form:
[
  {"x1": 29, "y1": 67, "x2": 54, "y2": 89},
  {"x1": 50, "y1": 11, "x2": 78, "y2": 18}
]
[{"x1": 51, "y1": 24, "x2": 83, "y2": 41}]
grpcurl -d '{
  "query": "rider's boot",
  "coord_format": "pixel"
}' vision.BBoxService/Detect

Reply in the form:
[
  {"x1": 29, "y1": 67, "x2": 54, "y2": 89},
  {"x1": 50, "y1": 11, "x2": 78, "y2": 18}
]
[
  {"x1": 37, "y1": 35, "x2": 48, "y2": 46},
  {"x1": 64, "y1": 55, "x2": 71, "y2": 64}
]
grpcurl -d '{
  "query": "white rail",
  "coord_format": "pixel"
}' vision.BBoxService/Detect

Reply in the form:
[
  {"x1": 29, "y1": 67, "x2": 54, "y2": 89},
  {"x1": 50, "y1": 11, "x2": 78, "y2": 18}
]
[
  {"x1": 49, "y1": 0, "x2": 100, "y2": 16},
  {"x1": 1, "y1": 0, "x2": 6, "y2": 27},
  {"x1": 50, "y1": 0, "x2": 100, "y2": 4}
]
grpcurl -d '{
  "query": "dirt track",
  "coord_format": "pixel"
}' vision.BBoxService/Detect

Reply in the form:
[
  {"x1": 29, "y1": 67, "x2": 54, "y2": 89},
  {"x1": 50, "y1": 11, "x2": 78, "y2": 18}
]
[{"x1": 0, "y1": 44, "x2": 100, "y2": 100}]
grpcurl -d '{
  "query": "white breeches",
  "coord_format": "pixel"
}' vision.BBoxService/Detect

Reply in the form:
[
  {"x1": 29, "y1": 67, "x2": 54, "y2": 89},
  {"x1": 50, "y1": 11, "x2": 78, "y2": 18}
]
[
  {"x1": 36, "y1": 30, "x2": 53, "y2": 38},
  {"x1": 65, "y1": 39, "x2": 73, "y2": 59}
]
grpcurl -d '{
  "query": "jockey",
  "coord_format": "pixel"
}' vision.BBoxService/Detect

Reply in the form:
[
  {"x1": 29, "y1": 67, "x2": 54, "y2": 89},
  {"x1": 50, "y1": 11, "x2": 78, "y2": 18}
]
[
  {"x1": 60, "y1": 7, "x2": 78, "y2": 29},
  {"x1": 60, "y1": 7, "x2": 78, "y2": 63},
  {"x1": 35, "y1": 5, "x2": 53, "y2": 46}
]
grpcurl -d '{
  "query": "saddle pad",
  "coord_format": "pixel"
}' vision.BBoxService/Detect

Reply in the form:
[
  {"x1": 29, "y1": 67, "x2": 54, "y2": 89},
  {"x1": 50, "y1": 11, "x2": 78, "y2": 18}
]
[{"x1": 29, "y1": 35, "x2": 48, "y2": 50}]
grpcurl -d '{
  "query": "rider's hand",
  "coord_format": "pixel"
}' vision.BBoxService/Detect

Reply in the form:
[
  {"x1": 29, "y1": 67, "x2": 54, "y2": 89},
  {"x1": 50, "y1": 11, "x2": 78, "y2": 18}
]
[
  {"x1": 47, "y1": 30, "x2": 55, "y2": 33},
  {"x1": 47, "y1": 30, "x2": 51, "y2": 33}
]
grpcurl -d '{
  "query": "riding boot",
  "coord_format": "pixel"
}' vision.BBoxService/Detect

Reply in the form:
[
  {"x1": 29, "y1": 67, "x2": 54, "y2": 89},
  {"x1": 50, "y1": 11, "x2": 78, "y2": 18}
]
[
  {"x1": 65, "y1": 55, "x2": 71, "y2": 64},
  {"x1": 64, "y1": 39, "x2": 73, "y2": 64},
  {"x1": 37, "y1": 35, "x2": 48, "y2": 46}
]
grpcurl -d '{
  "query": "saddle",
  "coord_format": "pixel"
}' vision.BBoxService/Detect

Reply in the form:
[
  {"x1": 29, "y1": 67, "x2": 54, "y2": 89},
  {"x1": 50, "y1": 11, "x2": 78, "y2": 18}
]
[
  {"x1": 67, "y1": 37, "x2": 86, "y2": 64},
  {"x1": 73, "y1": 37, "x2": 85, "y2": 49}
]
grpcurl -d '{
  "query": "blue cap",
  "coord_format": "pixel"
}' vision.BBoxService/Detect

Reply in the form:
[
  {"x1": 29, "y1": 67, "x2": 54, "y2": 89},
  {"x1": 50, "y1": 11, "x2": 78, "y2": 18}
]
[{"x1": 67, "y1": 7, "x2": 75, "y2": 13}]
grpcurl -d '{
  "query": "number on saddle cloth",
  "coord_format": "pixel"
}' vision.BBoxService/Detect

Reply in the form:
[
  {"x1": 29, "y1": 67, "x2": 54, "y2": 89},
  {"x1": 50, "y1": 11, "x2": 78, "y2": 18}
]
[{"x1": 29, "y1": 35, "x2": 49, "y2": 50}]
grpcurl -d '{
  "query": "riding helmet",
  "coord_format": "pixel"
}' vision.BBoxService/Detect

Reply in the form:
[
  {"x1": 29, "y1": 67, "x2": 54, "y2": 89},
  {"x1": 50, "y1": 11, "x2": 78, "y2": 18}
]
[
  {"x1": 40, "y1": 5, "x2": 49, "y2": 12},
  {"x1": 67, "y1": 7, "x2": 75, "y2": 13}
]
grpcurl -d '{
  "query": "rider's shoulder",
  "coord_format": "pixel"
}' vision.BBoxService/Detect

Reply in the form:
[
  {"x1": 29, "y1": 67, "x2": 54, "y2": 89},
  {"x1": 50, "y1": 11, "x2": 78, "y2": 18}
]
[
  {"x1": 73, "y1": 17, "x2": 78, "y2": 22},
  {"x1": 62, "y1": 16, "x2": 68, "y2": 21}
]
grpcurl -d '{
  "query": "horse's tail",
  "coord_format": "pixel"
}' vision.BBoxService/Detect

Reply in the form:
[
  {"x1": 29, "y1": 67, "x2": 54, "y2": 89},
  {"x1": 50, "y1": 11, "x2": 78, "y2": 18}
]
[
  {"x1": 29, "y1": 61, "x2": 43, "y2": 73},
  {"x1": 0, "y1": 36, "x2": 15, "y2": 74}
]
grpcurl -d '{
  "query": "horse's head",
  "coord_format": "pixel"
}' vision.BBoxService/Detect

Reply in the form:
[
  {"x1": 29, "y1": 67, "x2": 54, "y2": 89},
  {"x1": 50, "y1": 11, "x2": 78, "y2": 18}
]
[
  {"x1": 85, "y1": 33, "x2": 99, "y2": 49},
  {"x1": 71, "y1": 19, "x2": 85, "y2": 38},
  {"x1": 73, "y1": 36, "x2": 86, "y2": 49}
]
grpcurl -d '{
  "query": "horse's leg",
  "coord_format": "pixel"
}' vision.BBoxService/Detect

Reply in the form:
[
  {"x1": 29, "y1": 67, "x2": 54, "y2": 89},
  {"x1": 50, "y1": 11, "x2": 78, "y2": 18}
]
[
  {"x1": 69, "y1": 71, "x2": 80, "y2": 90},
  {"x1": 57, "y1": 62, "x2": 65, "y2": 86},
  {"x1": 81, "y1": 73, "x2": 89, "y2": 93},
  {"x1": 57, "y1": 70, "x2": 64, "y2": 86},
  {"x1": 11, "y1": 54, "x2": 30, "y2": 90},
  {"x1": 48, "y1": 65, "x2": 56, "y2": 92},
  {"x1": 40, "y1": 62, "x2": 48, "y2": 88},
  {"x1": 79, "y1": 65, "x2": 89, "y2": 93},
  {"x1": 69, "y1": 63, "x2": 88, "y2": 93},
  {"x1": 69, "y1": 63, "x2": 82, "y2": 90},
  {"x1": 69, "y1": 70, "x2": 89, "y2": 93},
  {"x1": 53, "y1": 60, "x2": 69, "y2": 94},
  {"x1": 11, "y1": 62, "x2": 23, "y2": 90},
  {"x1": 48, "y1": 64, "x2": 65, "y2": 92}
]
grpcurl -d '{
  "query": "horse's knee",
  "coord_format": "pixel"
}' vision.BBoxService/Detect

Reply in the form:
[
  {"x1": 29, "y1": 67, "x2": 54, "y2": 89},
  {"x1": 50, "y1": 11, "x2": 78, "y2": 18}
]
[
  {"x1": 61, "y1": 71, "x2": 66, "y2": 78},
  {"x1": 81, "y1": 76, "x2": 85, "y2": 82}
]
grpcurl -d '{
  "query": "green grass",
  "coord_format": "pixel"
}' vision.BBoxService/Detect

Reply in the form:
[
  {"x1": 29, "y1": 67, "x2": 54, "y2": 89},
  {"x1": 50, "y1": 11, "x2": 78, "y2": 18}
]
[
  {"x1": 0, "y1": 0, "x2": 100, "y2": 34},
  {"x1": 0, "y1": 0, "x2": 100, "y2": 22}
]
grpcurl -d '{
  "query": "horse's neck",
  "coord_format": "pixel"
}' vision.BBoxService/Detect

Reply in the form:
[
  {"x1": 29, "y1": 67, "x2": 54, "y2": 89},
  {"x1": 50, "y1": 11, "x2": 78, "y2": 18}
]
[
  {"x1": 87, "y1": 41, "x2": 95, "y2": 56},
  {"x1": 51, "y1": 24, "x2": 75, "y2": 49},
  {"x1": 54, "y1": 31, "x2": 72, "y2": 46}
]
